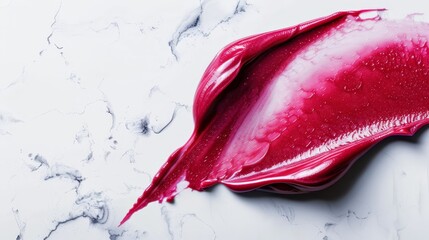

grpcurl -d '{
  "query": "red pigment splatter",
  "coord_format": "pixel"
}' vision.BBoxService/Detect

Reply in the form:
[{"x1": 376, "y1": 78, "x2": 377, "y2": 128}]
[{"x1": 121, "y1": 10, "x2": 429, "y2": 224}]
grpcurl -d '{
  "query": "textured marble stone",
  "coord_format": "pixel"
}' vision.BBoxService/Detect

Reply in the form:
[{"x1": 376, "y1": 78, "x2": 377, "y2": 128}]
[{"x1": 1, "y1": 1, "x2": 429, "y2": 239}]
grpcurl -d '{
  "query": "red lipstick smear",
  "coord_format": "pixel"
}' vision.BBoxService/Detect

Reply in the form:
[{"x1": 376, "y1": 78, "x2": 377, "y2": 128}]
[{"x1": 121, "y1": 10, "x2": 429, "y2": 224}]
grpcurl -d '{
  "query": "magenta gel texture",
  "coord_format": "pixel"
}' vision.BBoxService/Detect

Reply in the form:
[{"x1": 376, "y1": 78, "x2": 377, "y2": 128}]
[{"x1": 121, "y1": 10, "x2": 429, "y2": 224}]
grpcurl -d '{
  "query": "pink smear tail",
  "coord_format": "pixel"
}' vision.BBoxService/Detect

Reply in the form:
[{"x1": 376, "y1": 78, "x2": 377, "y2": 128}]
[{"x1": 119, "y1": 147, "x2": 187, "y2": 225}]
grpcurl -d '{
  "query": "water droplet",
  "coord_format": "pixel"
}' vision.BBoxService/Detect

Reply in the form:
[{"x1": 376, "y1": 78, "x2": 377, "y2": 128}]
[
  {"x1": 303, "y1": 49, "x2": 317, "y2": 60},
  {"x1": 343, "y1": 80, "x2": 363, "y2": 92}
]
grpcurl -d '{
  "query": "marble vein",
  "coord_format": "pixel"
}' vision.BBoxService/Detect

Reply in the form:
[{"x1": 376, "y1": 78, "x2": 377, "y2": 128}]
[
  {"x1": 168, "y1": 0, "x2": 249, "y2": 60},
  {"x1": 46, "y1": 1, "x2": 62, "y2": 46}
]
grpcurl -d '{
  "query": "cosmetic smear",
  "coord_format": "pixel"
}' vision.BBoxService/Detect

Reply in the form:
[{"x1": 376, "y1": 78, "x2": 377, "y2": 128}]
[{"x1": 121, "y1": 10, "x2": 429, "y2": 224}]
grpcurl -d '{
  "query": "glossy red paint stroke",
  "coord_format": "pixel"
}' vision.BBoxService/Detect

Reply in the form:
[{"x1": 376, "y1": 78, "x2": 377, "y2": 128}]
[{"x1": 121, "y1": 10, "x2": 429, "y2": 224}]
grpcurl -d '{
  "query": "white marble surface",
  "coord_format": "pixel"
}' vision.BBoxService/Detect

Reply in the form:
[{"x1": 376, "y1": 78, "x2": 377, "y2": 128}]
[{"x1": 2, "y1": 1, "x2": 429, "y2": 239}]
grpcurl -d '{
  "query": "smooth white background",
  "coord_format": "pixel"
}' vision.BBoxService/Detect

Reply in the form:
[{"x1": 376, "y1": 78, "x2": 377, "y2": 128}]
[{"x1": 1, "y1": 1, "x2": 429, "y2": 239}]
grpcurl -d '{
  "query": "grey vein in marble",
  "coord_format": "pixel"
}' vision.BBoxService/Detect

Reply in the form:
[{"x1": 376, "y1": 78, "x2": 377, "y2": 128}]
[{"x1": 169, "y1": 0, "x2": 249, "y2": 60}]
